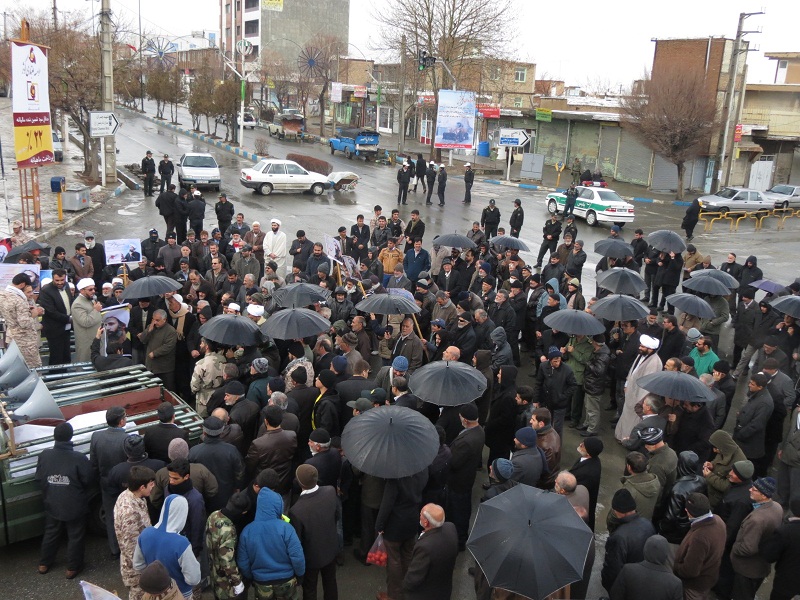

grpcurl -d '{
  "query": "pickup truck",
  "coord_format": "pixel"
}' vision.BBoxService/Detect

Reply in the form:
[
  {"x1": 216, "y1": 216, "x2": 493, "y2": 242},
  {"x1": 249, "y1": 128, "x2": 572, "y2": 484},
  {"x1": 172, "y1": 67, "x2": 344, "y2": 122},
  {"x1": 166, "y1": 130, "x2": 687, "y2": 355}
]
[
  {"x1": 0, "y1": 364, "x2": 203, "y2": 546},
  {"x1": 268, "y1": 112, "x2": 304, "y2": 140},
  {"x1": 329, "y1": 128, "x2": 381, "y2": 160}
]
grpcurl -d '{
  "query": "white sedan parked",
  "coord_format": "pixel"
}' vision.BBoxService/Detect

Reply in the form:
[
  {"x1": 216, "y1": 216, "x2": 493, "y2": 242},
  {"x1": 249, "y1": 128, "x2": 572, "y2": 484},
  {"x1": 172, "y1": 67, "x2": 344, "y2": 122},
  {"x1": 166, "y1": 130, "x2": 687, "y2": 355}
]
[{"x1": 240, "y1": 159, "x2": 329, "y2": 196}]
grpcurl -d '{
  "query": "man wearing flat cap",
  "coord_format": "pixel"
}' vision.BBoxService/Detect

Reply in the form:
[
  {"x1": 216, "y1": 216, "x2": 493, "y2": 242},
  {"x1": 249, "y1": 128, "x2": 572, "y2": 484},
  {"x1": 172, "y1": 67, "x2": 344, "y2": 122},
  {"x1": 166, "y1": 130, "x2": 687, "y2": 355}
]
[
  {"x1": 222, "y1": 381, "x2": 260, "y2": 449},
  {"x1": 189, "y1": 416, "x2": 245, "y2": 511},
  {"x1": 601, "y1": 488, "x2": 656, "y2": 593},
  {"x1": 615, "y1": 334, "x2": 662, "y2": 442}
]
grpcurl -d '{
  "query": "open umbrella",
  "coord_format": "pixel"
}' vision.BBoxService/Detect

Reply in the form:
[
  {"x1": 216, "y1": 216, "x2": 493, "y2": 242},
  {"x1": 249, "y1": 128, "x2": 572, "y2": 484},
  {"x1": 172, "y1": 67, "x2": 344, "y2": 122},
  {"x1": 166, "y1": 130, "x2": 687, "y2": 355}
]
[
  {"x1": 637, "y1": 371, "x2": 715, "y2": 403},
  {"x1": 666, "y1": 293, "x2": 716, "y2": 318},
  {"x1": 590, "y1": 294, "x2": 650, "y2": 321},
  {"x1": 434, "y1": 233, "x2": 477, "y2": 249},
  {"x1": 120, "y1": 275, "x2": 181, "y2": 300},
  {"x1": 468, "y1": 484, "x2": 593, "y2": 600},
  {"x1": 543, "y1": 309, "x2": 605, "y2": 336},
  {"x1": 771, "y1": 295, "x2": 800, "y2": 319},
  {"x1": 596, "y1": 267, "x2": 647, "y2": 295},
  {"x1": 593, "y1": 239, "x2": 634, "y2": 259},
  {"x1": 750, "y1": 279, "x2": 787, "y2": 295},
  {"x1": 647, "y1": 230, "x2": 687, "y2": 254},
  {"x1": 199, "y1": 314, "x2": 263, "y2": 346},
  {"x1": 682, "y1": 276, "x2": 731, "y2": 296},
  {"x1": 3, "y1": 240, "x2": 50, "y2": 262},
  {"x1": 690, "y1": 269, "x2": 739, "y2": 289},
  {"x1": 489, "y1": 235, "x2": 529, "y2": 252},
  {"x1": 260, "y1": 307, "x2": 331, "y2": 340},
  {"x1": 341, "y1": 405, "x2": 439, "y2": 478},
  {"x1": 272, "y1": 283, "x2": 331, "y2": 308},
  {"x1": 356, "y1": 293, "x2": 420, "y2": 315},
  {"x1": 408, "y1": 360, "x2": 487, "y2": 407}
]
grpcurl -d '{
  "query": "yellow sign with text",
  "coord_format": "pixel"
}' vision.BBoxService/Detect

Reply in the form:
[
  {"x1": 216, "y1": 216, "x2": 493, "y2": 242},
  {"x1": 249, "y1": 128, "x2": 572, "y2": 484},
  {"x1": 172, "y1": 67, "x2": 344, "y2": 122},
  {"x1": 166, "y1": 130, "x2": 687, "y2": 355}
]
[
  {"x1": 13, "y1": 123, "x2": 54, "y2": 167},
  {"x1": 262, "y1": 0, "x2": 283, "y2": 11}
]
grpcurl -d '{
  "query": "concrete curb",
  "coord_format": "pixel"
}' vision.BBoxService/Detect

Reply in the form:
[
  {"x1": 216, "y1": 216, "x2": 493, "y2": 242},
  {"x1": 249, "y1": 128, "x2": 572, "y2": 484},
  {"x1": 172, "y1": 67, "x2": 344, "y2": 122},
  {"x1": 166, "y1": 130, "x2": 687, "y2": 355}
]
[{"x1": 475, "y1": 177, "x2": 690, "y2": 207}]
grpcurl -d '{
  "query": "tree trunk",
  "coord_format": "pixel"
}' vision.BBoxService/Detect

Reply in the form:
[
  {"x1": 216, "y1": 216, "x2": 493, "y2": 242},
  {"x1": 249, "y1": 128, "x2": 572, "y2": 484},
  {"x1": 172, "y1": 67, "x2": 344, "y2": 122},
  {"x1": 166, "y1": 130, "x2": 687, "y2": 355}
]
[
  {"x1": 318, "y1": 88, "x2": 326, "y2": 136},
  {"x1": 676, "y1": 162, "x2": 686, "y2": 201}
]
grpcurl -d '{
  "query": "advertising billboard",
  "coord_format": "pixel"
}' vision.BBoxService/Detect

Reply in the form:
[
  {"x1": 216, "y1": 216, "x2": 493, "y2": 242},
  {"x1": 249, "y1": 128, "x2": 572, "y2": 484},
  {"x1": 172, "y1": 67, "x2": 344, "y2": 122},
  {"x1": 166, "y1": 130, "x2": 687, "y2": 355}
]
[
  {"x1": 434, "y1": 90, "x2": 476, "y2": 150},
  {"x1": 11, "y1": 40, "x2": 54, "y2": 168}
]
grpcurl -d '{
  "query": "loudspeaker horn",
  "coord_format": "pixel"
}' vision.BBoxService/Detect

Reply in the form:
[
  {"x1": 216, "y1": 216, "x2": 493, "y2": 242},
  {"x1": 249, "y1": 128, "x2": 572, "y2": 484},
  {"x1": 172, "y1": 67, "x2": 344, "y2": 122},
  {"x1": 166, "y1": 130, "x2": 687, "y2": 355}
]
[
  {"x1": 12, "y1": 379, "x2": 63, "y2": 421},
  {"x1": 0, "y1": 342, "x2": 31, "y2": 388},
  {"x1": 7, "y1": 372, "x2": 40, "y2": 400}
]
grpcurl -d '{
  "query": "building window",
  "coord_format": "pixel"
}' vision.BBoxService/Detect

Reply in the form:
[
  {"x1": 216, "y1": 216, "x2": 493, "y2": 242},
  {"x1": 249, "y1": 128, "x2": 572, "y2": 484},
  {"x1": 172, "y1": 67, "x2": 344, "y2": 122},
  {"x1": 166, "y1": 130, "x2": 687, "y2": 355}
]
[
  {"x1": 236, "y1": 25, "x2": 241, "y2": 37},
  {"x1": 244, "y1": 0, "x2": 258, "y2": 7},
  {"x1": 489, "y1": 66, "x2": 501, "y2": 81},
  {"x1": 514, "y1": 67, "x2": 527, "y2": 83},
  {"x1": 225, "y1": 3, "x2": 231, "y2": 13},
  {"x1": 244, "y1": 20, "x2": 258, "y2": 35},
  {"x1": 778, "y1": 60, "x2": 788, "y2": 68},
  {"x1": 514, "y1": 97, "x2": 522, "y2": 108},
  {"x1": 235, "y1": 0, "x2": 241, "y2": 10},
  {"x1": 225, "y1": 27, "x2": 231, "y2": 41}
]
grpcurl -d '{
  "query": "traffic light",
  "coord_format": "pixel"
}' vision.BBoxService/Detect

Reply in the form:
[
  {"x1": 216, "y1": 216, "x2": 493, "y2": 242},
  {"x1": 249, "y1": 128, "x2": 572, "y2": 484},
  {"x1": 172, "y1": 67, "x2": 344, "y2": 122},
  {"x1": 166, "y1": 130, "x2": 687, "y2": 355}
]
[{"x1": 418, "y1": 51, "x2": 437, "y2": 71}]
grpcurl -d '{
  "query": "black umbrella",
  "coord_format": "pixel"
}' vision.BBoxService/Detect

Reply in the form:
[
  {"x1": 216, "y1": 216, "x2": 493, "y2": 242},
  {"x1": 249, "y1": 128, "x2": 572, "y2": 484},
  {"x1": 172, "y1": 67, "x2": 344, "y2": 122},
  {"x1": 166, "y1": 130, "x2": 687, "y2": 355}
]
[
  {"x1": 596, "y1": 267, "x2": 647, "y2": 295},
  {"x1": 489, "y1": 235, "x2": 530, "y2": 252},
  {"x1": 543, "y1": 309, "x2": 605, "y2": 336},
  {"x1": 341, "y1": 405, "x2": 439, "y2": 478},
  {"x1": 590, "y1": 294, "x2": 650, "y2": 321},
  {"x1": 4, "y1": 239, "x2": 50, "y2": 262},
  {"x1": 121, "y1": 275, "x2": 182, "y2": 300},
  {"x1": 682, "y1": 276, "x2": 731, "y2": 296},
  {"x1": 199, "y1": 314, "x2": 263, "y2": 346},
  {"x1": 593, "y1": 238, "x2": 634, "y2": 259},
  {"x1": 356, "y1": 293, "x2": 420, "y2": 315},
  {"x1": 771, "y1": 295, "x2": 800, "y2": 319},
  {"x1": 408, "y1": 360, "x2": 487, "y2": 407},
  {"x1": 260, "y1": 307, "x2": 331, "y2": 340},
  {"x1": 647, "y1": 230, "x2": 687, "y2": 253},
  {"x1": 690, "y1": 269, "x2": 739, "y2": 289},
  {"x1": 434, "y1": 233, "x2": 477, "y2": 249},
  {"x1": 750, "y1": 279, "x2": 787, "y2": 295},
  {"x1": 272, "y1": 283, "x2": 331, "y2": 308},
  {"x1": 666, "y1": 293, "x2": 716, "y2": 318},
  {"x1": 637, "y1": 371, "x2": 715, "y2": 403},
  {"x1": 468, "y1": 485, "x2": 593, "y2": 600}
]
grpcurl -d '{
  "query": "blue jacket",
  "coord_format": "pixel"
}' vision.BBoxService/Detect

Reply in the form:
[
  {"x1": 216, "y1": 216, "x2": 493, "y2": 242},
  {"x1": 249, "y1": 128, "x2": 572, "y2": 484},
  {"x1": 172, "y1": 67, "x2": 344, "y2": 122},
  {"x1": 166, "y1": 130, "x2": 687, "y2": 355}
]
[
  {"x1": 238, "y1": 488, "x2": 306, "y2": 583},
  {"x1": 134, "y1": 494, "x2": 201, "y2": 597},
  {"x1": 403, "y1": 248, "x2": 431, "y2": 283},
  {"x1": 537, "y1": 277, "x2": 567, "y2": 317}
]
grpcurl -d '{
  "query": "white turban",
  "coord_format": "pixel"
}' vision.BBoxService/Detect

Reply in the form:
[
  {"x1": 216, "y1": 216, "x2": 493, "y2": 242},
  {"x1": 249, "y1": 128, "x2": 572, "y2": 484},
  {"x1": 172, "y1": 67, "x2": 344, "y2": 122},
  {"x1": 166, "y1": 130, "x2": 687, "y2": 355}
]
[
  {"x1": 271, "y1": 218, "x2": 281, "y2": 226},
  {"x1": 229, "y1": 303, "x2": 241, "y2": 312},
  {"x1": 77, "y1": 278, "x2": 95, "y2": 291},
  {"x1": 247, "y1": 304, "x2": 265, "y2": 317},
  {"x1": 640, "y1": 334, "x2": 660, "y2": 350}
]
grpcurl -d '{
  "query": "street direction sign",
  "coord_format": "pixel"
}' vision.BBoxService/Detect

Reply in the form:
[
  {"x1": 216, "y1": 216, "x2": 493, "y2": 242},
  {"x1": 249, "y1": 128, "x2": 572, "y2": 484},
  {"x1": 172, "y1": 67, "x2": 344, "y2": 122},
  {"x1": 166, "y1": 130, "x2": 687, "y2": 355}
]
[
  {"x1": 89, "y1": 111, "x2": 120, "y2": 137},
  {"x1": 497, "y1": 128, "x2": 530, "y2": 147}
]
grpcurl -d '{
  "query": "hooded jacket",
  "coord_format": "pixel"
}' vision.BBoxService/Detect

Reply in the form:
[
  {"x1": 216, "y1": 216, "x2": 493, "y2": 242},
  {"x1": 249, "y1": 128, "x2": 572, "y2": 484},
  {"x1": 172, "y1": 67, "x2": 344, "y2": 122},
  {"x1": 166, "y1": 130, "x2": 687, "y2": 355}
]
[
  {"x1": 490, "y1": 327, "x2": 513, "y2": 371},
  {"x1": 704, "y1": 430, "x2": 746, "y2": 508},
  {"x1": 238, "y1": 488, "x2": 305, "y2": 582},
  {"x1": 134, "y1": 495, "x2": 202, "y2": 597},
  {"x1": 738, "y1": 255, "x2": 763, "y2": 291},
  {"x1": 620, "y1": 471, "x2": 661, "y2": 521},
  {"x1": 484, "y1": 366, "x2": 518, "y2": 450},
  {"x1": 536, "y1": 277, "x2": 568, "y2": 316},
  {"x1": 610, "y1": 535, "x2": 684, "y2": 600},
  {"x1": 660, "y1": 451, "x2": 708, "y2": 543}
]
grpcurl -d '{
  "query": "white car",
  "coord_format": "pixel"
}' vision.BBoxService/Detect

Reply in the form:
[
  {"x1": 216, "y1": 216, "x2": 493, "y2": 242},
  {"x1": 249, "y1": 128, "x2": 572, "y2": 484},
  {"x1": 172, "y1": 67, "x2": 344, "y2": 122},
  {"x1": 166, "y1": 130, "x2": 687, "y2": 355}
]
[
  {"x1": 697, "y1": 187, "x2": 772, "y2": 214},
  {"x1": 763, "y1": 184, "x2": 800, "y2": 209},
  {"x1": 545, "y1": 186, "x2": 635, "y2": 227},
  {"x1": 177, "y1": 153, "x2": 221, "y2": 191},
  {"x1": 240, "y1": 159, "x2": 329, "y2": 196}
]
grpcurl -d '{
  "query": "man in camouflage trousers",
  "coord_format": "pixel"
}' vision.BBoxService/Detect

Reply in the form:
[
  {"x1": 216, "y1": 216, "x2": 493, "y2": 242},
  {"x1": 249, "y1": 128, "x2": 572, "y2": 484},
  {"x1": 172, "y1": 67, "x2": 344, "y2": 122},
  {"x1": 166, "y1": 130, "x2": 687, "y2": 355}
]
[
  {"x1": 114, "y1": 466, "x2": 156, "y2": 600},
  {"x1": 205, "y1": 492, "x2": 250, "y2": 599}
]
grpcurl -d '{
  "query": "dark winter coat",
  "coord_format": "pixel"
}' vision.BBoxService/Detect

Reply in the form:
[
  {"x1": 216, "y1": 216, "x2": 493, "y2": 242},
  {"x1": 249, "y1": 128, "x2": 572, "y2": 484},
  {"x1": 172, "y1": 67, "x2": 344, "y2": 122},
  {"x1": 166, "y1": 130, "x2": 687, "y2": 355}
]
[
  {"x1": 541, "y1": 218, "x2": 562, "y2": 242},
  {"x1": 484, "y1": 366, "x2": 518, "y2": 452},
  {"x1": 534, "y1": 361, "x2": 578, "y2": 411},
  {"x1": 659, "y1": 451, "x2": 707, "y2": 543},
  {"x1": 738, "y1": 256, "x2": 763, "y2": 292},
  {"x1": 509, "y1": 207, "x2": 524, "y2": 234},
  {"x1": 481, "y1": 206, "x2": 501, "y2": 227},
  {"x1": 759, "y1": 518, "x2": 800, "y2": 600},
  {"x1": 654, "y1": 253, "x2": 683, "y2": 288},
  {"x1": 610, "y1": 535, "x2": 683, "y2": 600},
  {"x1": 376, "y1": 470, "x2": 429, "y2": 542},
  {"x1": 35, "y1": 440, "x2": 94, "y2": 521},
  {"x1": 584, "y1": 343, "x2": 611, "y2": 396},
  {"x1": 601, "y1": 513, "x2": 657, "y2": 592},
  {"x1": 733, "y1": 387, "x2": 774, "y2": 459},
  {"x1": 673, "y1": 514, "x2": 727, "y2": 592},
  {"x1": 447, "y1": 425, "x2": 485, "y2": 494}
]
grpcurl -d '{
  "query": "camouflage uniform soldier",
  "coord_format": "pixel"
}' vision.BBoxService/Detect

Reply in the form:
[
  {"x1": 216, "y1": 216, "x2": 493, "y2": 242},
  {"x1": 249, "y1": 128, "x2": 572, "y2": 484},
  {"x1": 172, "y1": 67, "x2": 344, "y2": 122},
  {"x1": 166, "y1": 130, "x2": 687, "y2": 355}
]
[
  {"x1": 190, "y1": 339, "x2": 227, "y2": 417},
  {"x1": 570, "y1": 157, "x2": 583, "y2": 185},
  {"x1": 114, "y1": 466, "x2": 156, "y2": 600},
  {"x1": 0, "y1": 273, "x2": 43, "y2": 367},
  {"x1": 206, "y1": 492, "x2": 250, "y2": 599}
]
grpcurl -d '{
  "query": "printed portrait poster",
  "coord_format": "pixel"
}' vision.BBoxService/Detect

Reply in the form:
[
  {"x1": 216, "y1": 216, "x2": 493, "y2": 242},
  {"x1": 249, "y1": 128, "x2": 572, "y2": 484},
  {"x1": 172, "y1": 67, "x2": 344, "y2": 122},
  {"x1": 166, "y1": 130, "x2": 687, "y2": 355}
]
[
  {"x1": 0, "y1": 263, "x2": 41, "y2": 292},
  {"x1": 341, "y1": 255, "x2": 362, "y2": 281},
  {"x1": 323, "y1": 234, "x2": 343, "y2": 265},
  {"x1": 434, "y1": 89, "x2": 476, "y2": 150},
  {"x1": 105, "y1": 239, "x2": 142, "y2": 265}
]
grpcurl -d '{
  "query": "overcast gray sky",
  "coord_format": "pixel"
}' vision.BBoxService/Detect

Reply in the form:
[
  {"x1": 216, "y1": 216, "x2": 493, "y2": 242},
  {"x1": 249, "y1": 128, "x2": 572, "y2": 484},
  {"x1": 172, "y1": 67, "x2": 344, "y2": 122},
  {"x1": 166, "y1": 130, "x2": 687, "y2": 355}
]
[{"x1": 44, "y1": 0, "x2": 800, "y2": 87}]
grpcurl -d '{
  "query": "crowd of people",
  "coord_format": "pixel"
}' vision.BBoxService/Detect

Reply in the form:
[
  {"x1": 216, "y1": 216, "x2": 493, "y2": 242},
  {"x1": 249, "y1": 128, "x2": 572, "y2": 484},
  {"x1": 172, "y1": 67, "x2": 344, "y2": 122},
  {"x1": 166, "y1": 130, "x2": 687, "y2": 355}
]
[{"x1": 4, "y1": 191, "x2": 800, "y2": 600}]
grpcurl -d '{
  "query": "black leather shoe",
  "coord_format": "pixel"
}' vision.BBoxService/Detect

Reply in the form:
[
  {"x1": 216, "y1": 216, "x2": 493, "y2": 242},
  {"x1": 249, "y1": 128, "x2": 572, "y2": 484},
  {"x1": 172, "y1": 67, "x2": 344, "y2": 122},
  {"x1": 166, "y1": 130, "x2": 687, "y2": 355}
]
[{"x1": 580, "y1": 431, "x2": 598, "y2": 437}]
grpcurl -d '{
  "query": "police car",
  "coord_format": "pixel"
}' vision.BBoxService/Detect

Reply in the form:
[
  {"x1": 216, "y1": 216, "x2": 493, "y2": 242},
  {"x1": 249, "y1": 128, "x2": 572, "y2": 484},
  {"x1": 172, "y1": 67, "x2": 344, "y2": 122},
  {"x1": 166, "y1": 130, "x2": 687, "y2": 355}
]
[{"x1": 546, "y1": 186, "x2": 635, "y2": 227}]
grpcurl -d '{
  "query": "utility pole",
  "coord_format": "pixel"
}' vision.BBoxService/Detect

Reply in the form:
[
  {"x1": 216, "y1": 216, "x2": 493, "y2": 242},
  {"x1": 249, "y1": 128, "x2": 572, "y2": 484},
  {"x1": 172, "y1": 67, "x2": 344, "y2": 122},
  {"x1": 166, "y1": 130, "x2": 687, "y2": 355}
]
[
  {"x1": 713, "y1": 10, "x2": 763, "y2": 191},
  {"x1": 100, "y1": 0, "x2": 116, "y2": 185},
  {"x1": 52, "y1": 0, "x2": 58, "y2": 30},
  {"x1": 398, "y1": 35, "x2": 406, "y2": 154},
  {"x1": 138, "y1": 0, "x2": 145, "y2": 112}
]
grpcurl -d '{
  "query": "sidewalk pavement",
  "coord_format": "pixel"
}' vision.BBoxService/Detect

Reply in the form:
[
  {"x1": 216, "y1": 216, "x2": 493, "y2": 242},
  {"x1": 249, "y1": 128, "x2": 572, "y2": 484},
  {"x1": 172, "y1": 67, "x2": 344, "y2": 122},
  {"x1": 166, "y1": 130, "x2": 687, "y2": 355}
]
[{"x1": 0, "y1": 98, "x2": 127, "y2": 242}]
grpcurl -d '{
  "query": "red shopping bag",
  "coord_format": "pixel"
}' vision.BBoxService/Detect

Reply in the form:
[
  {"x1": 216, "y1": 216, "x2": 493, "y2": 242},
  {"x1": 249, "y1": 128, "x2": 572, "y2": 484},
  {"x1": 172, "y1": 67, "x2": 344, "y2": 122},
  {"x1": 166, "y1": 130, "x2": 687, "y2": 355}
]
[{"x1": 366, "y1": 532, "x2": 388, "y2": 566}]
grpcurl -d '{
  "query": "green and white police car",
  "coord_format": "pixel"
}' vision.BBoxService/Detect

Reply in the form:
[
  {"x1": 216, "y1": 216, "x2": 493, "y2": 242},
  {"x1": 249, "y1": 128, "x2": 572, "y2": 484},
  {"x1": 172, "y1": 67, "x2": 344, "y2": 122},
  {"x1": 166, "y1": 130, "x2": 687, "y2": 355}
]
[{"x1": 546, "y1": 186, "x2": 635, "y2": 227}]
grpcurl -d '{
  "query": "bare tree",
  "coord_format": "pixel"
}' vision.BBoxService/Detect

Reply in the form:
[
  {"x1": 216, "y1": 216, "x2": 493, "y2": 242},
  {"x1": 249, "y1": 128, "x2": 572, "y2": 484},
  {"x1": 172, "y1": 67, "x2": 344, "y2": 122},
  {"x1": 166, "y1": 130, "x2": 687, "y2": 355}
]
[
  {"x1": 372, "y1": 0, "x2": 515, "y2": 159},
  {"x1": 188, "y1": 60, "x2": 216, "y2": 131},
  {"x1": 213, "y1": 80, "x2": 240, "y2": 142},
  {"x1": 146, "y1": 67, "x2": 170, "y2": 119},
  {"x1": 167, "y1": 69, "x2": 186, "y2": 124},
  {"x1": 621, "y1": 66, "x2": 720, "y2": 199}
]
